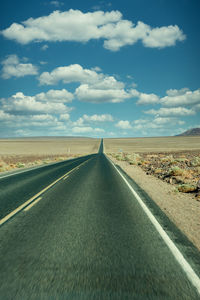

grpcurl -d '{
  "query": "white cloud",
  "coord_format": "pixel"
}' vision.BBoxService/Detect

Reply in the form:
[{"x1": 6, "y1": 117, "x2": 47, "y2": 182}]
[
  {"x1": 142, "y1": 25, "x2": 185, "y2": 48},
  {"x1": 73, "y1": 114, "x2": 113, "y2": 126},
  {"x1": 145, "y1": 107, "x2": 195, "y2": 117},
  {"x1": 39, "y1": 64, "x2": 123, "y2": 89},
  {"x1": 39, "y1": 64, "x2": 130, "y2": 103},
  {"x1": 161, "y1": 88, "x2": 200, "y2": 107},
  {"x1": 131, "y1": 89, "x2": 160, "y2": 105},
  {"x1": 30, "y1": 114, "x2": 56, "y2": 122},
  {"x1": 0, "y1": 110, "x2": 14, "y2": 121},
  {"x1": 59, "y1": 113, "x2": 70, "y2": 121},
  {"x1": 1, "y1": 92, "x2": 71, "y2": 115},
  {"x1": 115, "y1": 120, "x2": 132, "y2": 129},
  {"x1": 137, "y1": 93, "x2": 159, "y2": 105},
  {"x1": 72, "y1": 126, "x2": 104, "y2": 133},
  {"x1": 39, "y1": 64, "x2": 101, "y2": 85},
  {"x1": 133, "y1": 117, "x2": 185, "y2": 131},
  {"x1": 36, "y1": 89, "x2": 74, "y2": 103},
  {"x1": 1, "y1": 9, "x2": 185, "y2": 51},
  {"x1": 82, "y1": 114, "x2": 113, "y2": 122},
  {"x1": 75, "y1": 84, "x2": 130, "y2": 103},
  {"x1": 1, "y1": 54, "x2": 38, "y2": 79}
]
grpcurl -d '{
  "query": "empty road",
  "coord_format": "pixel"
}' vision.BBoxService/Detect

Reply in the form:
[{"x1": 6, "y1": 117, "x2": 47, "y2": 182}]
[{"x1": 0, "y1": 139, "x2": 200, "y2": 299}]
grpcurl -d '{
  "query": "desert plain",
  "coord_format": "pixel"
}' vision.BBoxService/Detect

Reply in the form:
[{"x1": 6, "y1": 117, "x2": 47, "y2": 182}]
[
  {"x1": 0, "y1": 137, "x2": 100, "y2": 172},
  {"x1": 0, "y1": 136, "x2": 200, "y2": 250}
]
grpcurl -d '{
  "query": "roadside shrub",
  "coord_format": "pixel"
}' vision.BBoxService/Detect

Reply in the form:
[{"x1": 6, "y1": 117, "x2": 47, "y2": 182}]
[
  {"x1": 169, "y1": 166, "x2": 184, "y2": 176},
  {"x1": 178, "y1": 184, "x2": 197, "y2": 193},
  {"x1": 190, "y1": 157, "x2": 200, "y2": 167},
  {"x1": 16, "y1": 162, "x2": 25, "y2": 168}
]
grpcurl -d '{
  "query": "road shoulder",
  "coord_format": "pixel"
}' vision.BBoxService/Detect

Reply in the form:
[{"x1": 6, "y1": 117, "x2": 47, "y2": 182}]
[{"x1": 107, "y1": 155, "x2": 200, "y2": 252}]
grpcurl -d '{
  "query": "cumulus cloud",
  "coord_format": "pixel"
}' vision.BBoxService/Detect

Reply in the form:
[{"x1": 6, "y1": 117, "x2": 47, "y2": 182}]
[
  {"x1": 1, "y1": 9, "x2": 185, "y2": 51},
  {"x1": 161, "y1": 88, "x2": 200, "y2": 107},
  {"x1": 82, "y1": 114, "x2": 113, "y2": 122},
  {"x1": 36, "y1": 89, "x2": 74, "y2": 103},
  {"x1": 142, "y1": 25, "x2": 185, "y2": 48},
  {"x1": 1, "y1": 92, "x2": 72, "y2": 115},
  {"x1": 75, "y1": 84, "x2": 130, "y2": 103},
  {"x1": 115, "y1": 120, "x2": 132, "y2": 129},
  {"x1": 73, "y1": 114, "x2": 113, "y2": 126},
  {"x1": 133, "y1": 117, "x2": 185, "y2": 131},
  {"x1": 0, "y1": 110, "x2": 14, "y2": 121},
  {"x1": 72, "y1": 126, "x2": 105, "y2": 133},
  {"x1": 59, "y1": 113, "x2": 70, "y2": 121},
  {"x1": 131, "y1": 89, "x2": 160, "y2": 105},
  {"x1": 39, "y1": 64, "x2": 123, "y2": 88},
  {"x1": 1, "y1": 54, "x2": 38, "y2": 79},
  {"x1": 145, "y1": 107, "x2": 195, "y2": 117},
  {"x1": 39, "y1": 63, "x2": 130, "y2": 103}
]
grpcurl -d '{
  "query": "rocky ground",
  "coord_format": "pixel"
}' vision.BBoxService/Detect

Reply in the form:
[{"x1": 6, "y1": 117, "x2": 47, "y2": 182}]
[
  {"x1": 109, "y1": 151, "x2": 200, "y2": 201},
  {"x1": 107, "y1": 152, "x2": 200, "y2": 251}
]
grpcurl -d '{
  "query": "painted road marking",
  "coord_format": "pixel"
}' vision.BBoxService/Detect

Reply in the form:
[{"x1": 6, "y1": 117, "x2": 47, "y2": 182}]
[
  {"x1": 107, "y1": 155, "x2": 200, "y2": 296},
  {"x1": 24, "y1": 197, "x2": 42, "y2": 211},
  {"x1": 0, "y1": 157, "x2": 93, "y2": 226}
]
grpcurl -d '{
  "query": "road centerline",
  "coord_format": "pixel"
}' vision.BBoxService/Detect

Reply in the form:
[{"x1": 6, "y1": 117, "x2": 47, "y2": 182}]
[
  {"x1": 0, "y1": 157, "x2": 93, "y2": 226},
  {"x1": 24, "y1": 197, "x2": 42, "y2": 211}
]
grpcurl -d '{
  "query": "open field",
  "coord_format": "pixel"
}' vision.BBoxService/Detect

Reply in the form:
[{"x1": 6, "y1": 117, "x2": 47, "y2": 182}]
[
  {"x1": 0, "y1": 137, "x2": 100, "y2": 155},
  {"x1": 104, "y1": 136, "x2": 200, "y2": 153},
  {"x1": 0, "y1": 137, "x2": 100, "y2": 173}
]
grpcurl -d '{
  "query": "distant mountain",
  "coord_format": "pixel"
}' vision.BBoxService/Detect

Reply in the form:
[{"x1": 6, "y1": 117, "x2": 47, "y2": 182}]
[{"x1": 176, "y1": 128, "x2": 200, "y2": 136}]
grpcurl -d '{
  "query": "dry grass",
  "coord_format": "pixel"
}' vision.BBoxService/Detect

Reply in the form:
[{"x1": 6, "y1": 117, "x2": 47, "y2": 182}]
[
  {"x1": 109, "y1": 150, "x2": 200, "y2": 196},
  {"x1": 0, "y1": 137, "x2": 100, "y2": 173}
]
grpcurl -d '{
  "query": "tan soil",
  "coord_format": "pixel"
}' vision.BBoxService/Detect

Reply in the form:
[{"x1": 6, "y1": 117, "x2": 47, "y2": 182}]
[
  {"x1": 108, "y1": 155, "x2": 200, "y2": 251},
  {"x1": 104, "y1": 136, "x2": 200, "y2": 152},
  {"x1": 0, "y1": 138, "x2": 100, "y2": 173}
]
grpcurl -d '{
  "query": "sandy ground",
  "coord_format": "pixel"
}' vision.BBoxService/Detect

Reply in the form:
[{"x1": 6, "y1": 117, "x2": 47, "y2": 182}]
[
  {"x1": 104, "y1": 136, "x2": 200, "y2": 153},
  {"x1": 0, "y1": 138, "x2": 100, "y2": 155},
  {"x1": 108, "y1": 155, "x2": 200, "y2": 251},
  {"x1": 0, "y1": 138, "x2": 100, "y2": 173}
]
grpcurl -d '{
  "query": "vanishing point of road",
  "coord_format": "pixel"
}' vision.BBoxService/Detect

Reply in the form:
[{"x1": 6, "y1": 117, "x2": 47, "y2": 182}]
[{"x1": 0, "y1": 139, "x2": 200, "y2": 299}]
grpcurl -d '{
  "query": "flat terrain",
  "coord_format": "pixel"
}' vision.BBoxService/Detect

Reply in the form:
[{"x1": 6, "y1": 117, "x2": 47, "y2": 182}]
[
  {"x1": 104, "y1": 136, "x2": 200, "y2": 153},
  {"x1": 0, "y1": 137, "x2": 100, "y2": 173},
  {"x1": 0, "y1": 142, "x2": 200, "y2": 299},
  {"x1": 0, "y1": 137, "x2": 100, "y2": 156}
]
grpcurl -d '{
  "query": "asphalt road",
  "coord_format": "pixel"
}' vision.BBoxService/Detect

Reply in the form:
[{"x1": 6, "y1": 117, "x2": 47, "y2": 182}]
[
  {"x1": 0, "y1": 139, "x2": 200, "y2": 299},
  {"x1": 0, "y1": 154, "x2": 96, "y2": 220}
]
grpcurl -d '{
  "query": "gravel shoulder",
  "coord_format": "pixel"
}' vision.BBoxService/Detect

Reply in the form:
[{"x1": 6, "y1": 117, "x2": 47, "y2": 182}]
[{"x1": 108, "y1": 155, "x2": 200, "y2": 251}]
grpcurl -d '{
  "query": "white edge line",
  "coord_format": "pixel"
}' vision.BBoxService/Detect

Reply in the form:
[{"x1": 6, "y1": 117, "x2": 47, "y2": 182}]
[
  {"x1": 0, "y1": 157, "x2": 93, "y2": 226},
  {"x1": 106, "y1": 155, "x2": 200, "y2": 295},
  {"x1": 24, "y1": 197, "x2": 42, "y2": 211}
]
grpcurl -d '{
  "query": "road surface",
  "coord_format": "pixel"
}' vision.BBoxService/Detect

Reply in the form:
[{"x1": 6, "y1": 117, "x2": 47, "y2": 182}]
[{"x1": 0, "y1": 139, "x2": 200, "y2": 299}]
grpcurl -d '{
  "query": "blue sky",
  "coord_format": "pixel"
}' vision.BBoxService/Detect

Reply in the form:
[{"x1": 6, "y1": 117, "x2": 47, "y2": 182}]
[{"x1": 0, "y1": 0, "x2": 199, "y2": 138}]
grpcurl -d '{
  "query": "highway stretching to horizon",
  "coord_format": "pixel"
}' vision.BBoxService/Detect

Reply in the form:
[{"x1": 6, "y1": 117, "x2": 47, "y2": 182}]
[{"x1": 0, "y1": 139, "x2": 200, "y2": 299}]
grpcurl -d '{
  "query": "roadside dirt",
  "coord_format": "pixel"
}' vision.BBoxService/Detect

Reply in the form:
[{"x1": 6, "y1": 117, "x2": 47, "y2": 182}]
[{"x1": 108, "y1": 154, "x2": 200, "y2": 251}]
